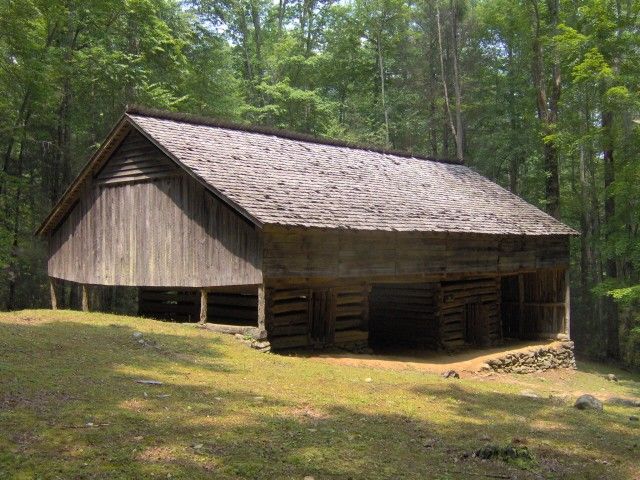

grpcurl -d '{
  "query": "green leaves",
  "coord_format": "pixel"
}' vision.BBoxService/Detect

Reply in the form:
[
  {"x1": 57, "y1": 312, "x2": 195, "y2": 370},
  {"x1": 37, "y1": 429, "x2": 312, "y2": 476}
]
[{"x1": 572, "y1": 48, "x2": 612, "y2": 84}]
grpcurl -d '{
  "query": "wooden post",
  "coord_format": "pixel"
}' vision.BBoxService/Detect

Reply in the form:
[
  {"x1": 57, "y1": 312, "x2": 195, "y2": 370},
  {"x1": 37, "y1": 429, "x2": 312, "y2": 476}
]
[
  {"x1": 564, "y1": 269, "x2": 571, "y2": 338},
  {"x1": 518, "y1": 274, "x2": 525, "y2": 339},
  {"x1": 257, "y1": 284, "x2": 266, "y2": 332},
  {"x1": 199, "y1": 289, "x2": 208, "y2": 324},
  {"x1": 49, "y1": 278, "x2": 58, "y2": 310},
  {"x1": 81, "y1": 284, "x2": 89, "y2": 312}
]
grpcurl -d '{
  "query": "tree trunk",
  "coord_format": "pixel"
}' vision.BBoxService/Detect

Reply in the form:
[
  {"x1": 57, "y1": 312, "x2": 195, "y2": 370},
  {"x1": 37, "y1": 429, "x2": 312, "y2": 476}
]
[
  {"x1": 602, "y1": 109, "x2": 619, "y2": 359},
  {"x1": 449, "y1": 0, "x2": 464, "y2": 161},
  {"x1": 377, "y1": 32, "x2": 390, "y2": 147},
  {"x1": 436, "y1": 6, "x2": 461, "y2": 161},
  {"x1": 249, "y1": 1, "x2": 263, "y2": 75},
  {"x1": 530, "y1": 0, "x2": 561, "y2": 218}
]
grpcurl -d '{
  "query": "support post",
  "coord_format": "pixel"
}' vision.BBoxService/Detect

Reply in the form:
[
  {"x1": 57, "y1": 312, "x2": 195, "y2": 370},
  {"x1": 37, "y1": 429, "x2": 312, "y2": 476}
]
[
  {"x1": 257, "y1": 284, "x2": 266, "y2": 332},
  {"x1": 518, "y1": 274, "x2": 525, "y2": 339},
  {"x1": 49, "y1": 278, "x2": 58, "y2": 310},
  {"x1": 81, "y1": 284, "x2": 89, "y2": 312},
  {"x1": 564, "y1": 269, "x2": 571, "y2": 338},
  {"x1": 199, "y1": 289, "x2": 208, "y2": 324}
]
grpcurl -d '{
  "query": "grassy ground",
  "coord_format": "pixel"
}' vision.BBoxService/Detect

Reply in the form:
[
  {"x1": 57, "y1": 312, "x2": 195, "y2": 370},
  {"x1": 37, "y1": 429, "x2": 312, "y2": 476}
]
[{"x1": 0, "y1": 310, "x2": 638, "y2": 480}]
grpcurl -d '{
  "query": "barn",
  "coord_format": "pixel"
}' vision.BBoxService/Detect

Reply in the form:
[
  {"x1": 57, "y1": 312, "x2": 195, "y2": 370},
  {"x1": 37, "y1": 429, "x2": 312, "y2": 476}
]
[{"x1": 37, "y1": 108, "x2": 577, "y2": 351}]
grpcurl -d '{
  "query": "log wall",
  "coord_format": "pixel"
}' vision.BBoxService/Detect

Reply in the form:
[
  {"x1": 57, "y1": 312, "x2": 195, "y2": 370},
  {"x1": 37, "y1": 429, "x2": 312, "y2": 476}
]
[
  {"x1": 263, "y1": 227, "x2": 570, "y2": 281},
  {"x1": 265, "y1": 284, "x2": 368, "y2": 350},
  {"x1": 48, "y1": 133, "x2": 262, "y2": 287},
  {"x1": 438, "y1": 277, "x2": 501, "y2": 348}
]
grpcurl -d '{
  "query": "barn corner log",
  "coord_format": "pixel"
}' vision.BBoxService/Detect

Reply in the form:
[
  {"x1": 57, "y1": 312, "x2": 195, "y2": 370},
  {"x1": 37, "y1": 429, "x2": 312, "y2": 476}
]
[
  {"x1": 257, "y1": 284, "x2": 266, "y2": 333},
  {"x1": 518, "y1": 273, "x2": 525, "y2": 338},
  {"x1": 81, "y1": 284, "x2": 89, "y2": 312},
  {"x1": 49, "y1": 278, "x2": 58, "y2": 310},
  {"x1": 199, "y1": 289, "x2": 208, "y2": 324}
]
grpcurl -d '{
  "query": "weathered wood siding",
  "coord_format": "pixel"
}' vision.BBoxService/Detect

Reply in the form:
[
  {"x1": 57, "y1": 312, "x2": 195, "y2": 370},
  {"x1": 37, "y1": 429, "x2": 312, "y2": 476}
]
[
  {"x1": 265, "y1": 284, "x2": 369, "y2": 349},
  {"x1": 263, "y1": 227, "x2": 569, "y2": 281},
  {"x1": 48, "y1": 134, "x2": 262, "y2": 287},
  {"x1": 501, "y1": 269, "x2": 568, "y2": 340},
  {"x1": 438, "y1": 277, "x2": 501, "y2": 348},
  {"x1": 94, "y1": 131, "x2": 178, "y2": 185}
]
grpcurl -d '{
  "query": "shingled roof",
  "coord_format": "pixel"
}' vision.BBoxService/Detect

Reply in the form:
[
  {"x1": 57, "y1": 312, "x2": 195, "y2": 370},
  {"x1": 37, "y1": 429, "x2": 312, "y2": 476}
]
[
  {"x1": 38, "y1": 108, "x2": 578, "y2": 236},
  {"x1": 124, "y1": 110, "x2": 576, "y2": 236}
]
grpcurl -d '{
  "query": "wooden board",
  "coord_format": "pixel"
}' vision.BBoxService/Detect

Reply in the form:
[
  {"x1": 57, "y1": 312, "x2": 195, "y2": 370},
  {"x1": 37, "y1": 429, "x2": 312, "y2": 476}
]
[
  {"x1": 139, "y1": 288, "x2": 259, "y2": 326},
  {"x1": 262, "y1": 227, "x2": 570, "y2": 281},
  {"x1": 48, "y1": 133, "x2": 263, "y2": 287},
  {"x1": 500, "y1": 269, "x2": 567, "y2": 340},
  {"x1": 438, "y1": 277, "x2": 501, "y2": 348},
  {"x1": 266, "y1": 283, "x2": 369, "y2": 350}
]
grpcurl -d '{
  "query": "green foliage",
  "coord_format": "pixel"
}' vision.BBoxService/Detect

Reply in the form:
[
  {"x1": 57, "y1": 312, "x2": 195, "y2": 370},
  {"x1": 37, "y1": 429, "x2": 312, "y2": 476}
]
[{"x1": 608, "y1": 284, "x2": 640, "y2": 306}]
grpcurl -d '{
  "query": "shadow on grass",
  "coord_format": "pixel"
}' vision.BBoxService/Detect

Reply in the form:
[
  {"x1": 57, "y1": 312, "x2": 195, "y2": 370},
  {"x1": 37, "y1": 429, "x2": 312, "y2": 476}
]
[
  {"x1": 0, "y1": 315, "x2": 638, "y2": 479},
  {"x1": 575, "y1": 359, "x2": 640, "y2": 398}
]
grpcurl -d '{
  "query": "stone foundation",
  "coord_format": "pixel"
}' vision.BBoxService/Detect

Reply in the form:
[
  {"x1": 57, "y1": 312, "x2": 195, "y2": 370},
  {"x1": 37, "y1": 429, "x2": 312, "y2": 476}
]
[{"x1": 481, "y1": 340, "x2": 576, "y2": 374}]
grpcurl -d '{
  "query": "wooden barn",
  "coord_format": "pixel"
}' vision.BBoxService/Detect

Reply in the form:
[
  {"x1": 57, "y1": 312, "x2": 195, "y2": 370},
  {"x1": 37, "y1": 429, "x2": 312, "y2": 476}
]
[{"x1": 37, "y1": 108, "x2": 578, "y2": 351}]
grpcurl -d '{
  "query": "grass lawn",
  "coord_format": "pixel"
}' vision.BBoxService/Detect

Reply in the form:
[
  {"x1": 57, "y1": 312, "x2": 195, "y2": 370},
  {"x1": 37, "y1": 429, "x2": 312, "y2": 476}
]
[{"x1": 0, "y1": 310, "x2": 639, "y2": 479}]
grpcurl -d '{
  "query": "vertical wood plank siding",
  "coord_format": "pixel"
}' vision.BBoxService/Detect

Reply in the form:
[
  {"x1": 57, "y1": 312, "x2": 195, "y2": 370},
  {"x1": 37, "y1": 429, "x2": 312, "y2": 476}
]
[
  {"x1": 48, "y1": 135, "x2": 262, "y2": 287},
  {"x1": 501, "y1": 269, "x2": 567, "y2": 339}
]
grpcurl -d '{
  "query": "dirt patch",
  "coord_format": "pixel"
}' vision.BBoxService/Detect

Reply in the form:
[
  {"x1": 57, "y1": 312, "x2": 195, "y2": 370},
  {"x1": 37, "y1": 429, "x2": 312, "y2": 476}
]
[
  {"x1": 0, "y1": 391, "x2": 77, "y2": 413},
  {"x1": 288, "y1": 404, "x2": 328, "y2": 422},
  {"x1": 310, "y1": 341, "x2": 567, "y2": 376},
  {"x1": 136, "y1": 446, "x2": 178, "y2": 463}
]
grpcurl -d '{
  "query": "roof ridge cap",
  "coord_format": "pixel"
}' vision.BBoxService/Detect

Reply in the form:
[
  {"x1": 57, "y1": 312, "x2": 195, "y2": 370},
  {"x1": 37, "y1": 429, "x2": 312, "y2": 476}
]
[{"x1": 125, "y1": 105, "x2": 463, "y2": 166}]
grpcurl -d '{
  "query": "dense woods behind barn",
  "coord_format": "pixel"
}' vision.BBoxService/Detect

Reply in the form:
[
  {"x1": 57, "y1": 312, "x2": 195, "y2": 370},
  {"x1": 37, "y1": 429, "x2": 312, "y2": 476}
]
[{"x1": 1, "y1": 0, "x2": 639, "y2": 366}]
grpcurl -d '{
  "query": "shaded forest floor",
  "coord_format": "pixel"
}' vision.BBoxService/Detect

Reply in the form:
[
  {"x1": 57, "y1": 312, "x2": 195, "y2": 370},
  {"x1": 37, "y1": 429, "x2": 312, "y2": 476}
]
[{"x1": 0, "y1": 310, "x2": 638, "y2": 479}]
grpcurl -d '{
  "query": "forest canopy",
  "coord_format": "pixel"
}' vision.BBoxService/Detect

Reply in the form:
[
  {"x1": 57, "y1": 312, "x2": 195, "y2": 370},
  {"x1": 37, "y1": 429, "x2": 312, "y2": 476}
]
[{"x1": 0, "y1": 0, "x2": 639, "y2": 364}]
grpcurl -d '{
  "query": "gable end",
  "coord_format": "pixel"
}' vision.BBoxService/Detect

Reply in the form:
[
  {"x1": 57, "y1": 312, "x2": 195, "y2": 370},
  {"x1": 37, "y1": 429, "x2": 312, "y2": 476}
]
[{"x1": 94, "y1": 130, "x2": 179, "y2": 186}]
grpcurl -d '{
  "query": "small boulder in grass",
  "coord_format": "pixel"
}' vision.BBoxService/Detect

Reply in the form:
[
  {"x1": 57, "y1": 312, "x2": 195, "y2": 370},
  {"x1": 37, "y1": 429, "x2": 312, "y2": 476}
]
[
  {"x1": 574, "y1": 394, "x2": 603, "y2": 411},
  {"x1": 136, "y1": 379, "x2": 163, "y2": 386},
  {"x1": 442, "y1": 370, "x2": 460, "y2": 379},
  {"x1": 606, "y1": 374, "x2": 618, "y2": 382}
]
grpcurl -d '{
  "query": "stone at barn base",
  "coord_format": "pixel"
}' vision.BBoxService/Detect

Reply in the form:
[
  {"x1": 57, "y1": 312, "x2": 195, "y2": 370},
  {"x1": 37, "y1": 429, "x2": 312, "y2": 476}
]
[
  {"x1": 574, "y1": 394, "x2": 603, "y2": 411},
  {"x1": 234, "y1": 333, "x2": 271, "y2": 352},
  {"x1": 482, "y1": 339, "x2": 576, "y2": 374}
]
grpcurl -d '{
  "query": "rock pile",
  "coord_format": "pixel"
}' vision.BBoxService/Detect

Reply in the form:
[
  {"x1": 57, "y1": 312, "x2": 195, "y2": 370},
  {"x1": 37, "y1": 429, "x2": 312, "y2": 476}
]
[{"x1": 481, "y1": 340, "x2": 576, "y2": 374}]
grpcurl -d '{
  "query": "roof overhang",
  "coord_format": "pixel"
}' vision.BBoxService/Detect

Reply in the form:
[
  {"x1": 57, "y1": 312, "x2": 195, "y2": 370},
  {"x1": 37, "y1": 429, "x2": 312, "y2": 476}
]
[{"x1": 36, "y1": 115, "x2": 131, "y2": 236}]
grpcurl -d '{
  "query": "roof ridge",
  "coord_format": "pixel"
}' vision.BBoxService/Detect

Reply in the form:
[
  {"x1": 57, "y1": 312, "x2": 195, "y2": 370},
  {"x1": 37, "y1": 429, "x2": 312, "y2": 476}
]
[{"x1": 125, "y1": 105, "x2": 463, "y2": 165}]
